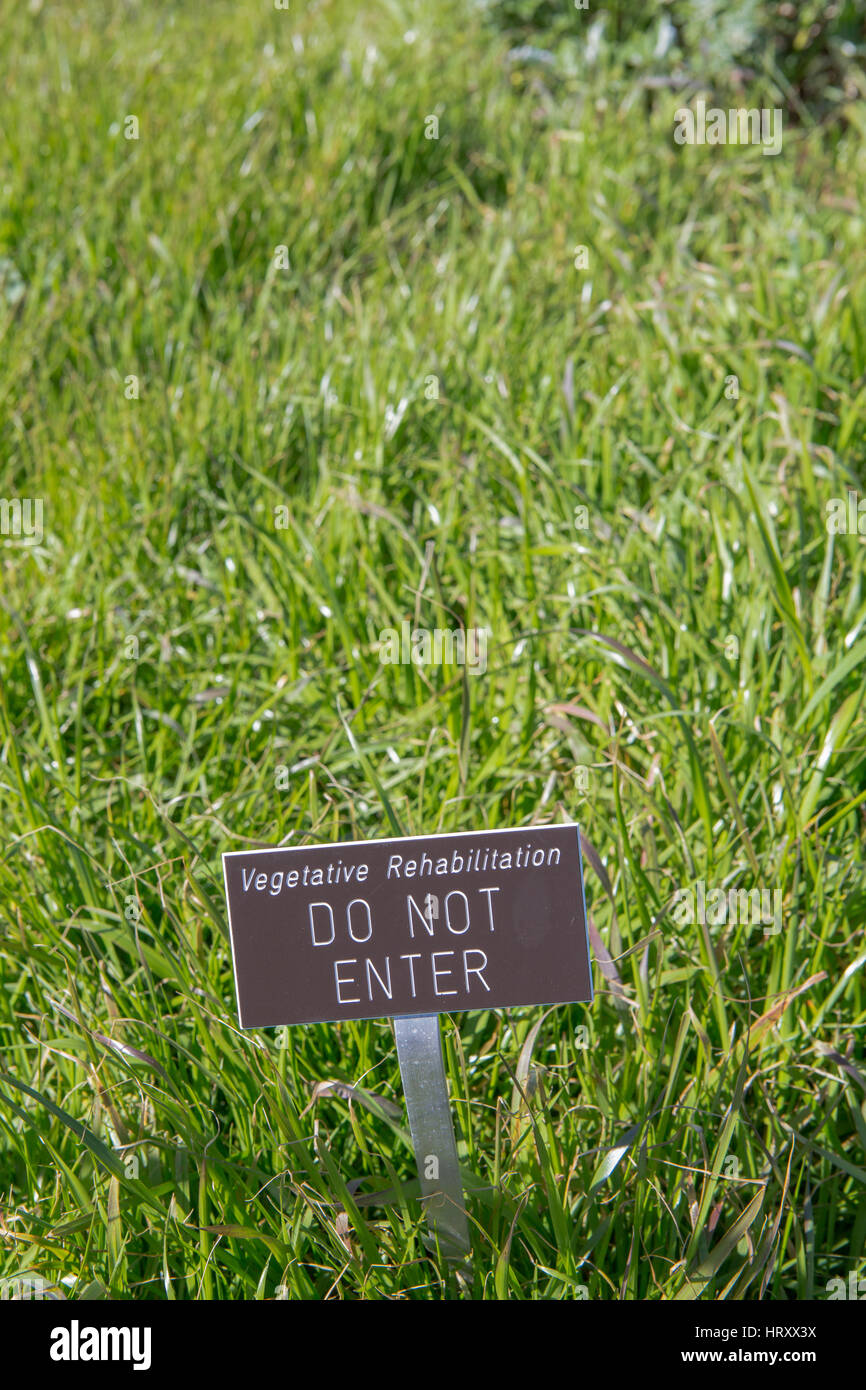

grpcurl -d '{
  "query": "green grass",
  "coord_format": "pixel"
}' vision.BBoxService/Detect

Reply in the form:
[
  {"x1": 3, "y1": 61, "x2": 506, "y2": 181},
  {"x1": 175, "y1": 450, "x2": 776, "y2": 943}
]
[{"x1": 0, "y1": 0, "x2": 864, "y2": 1300}]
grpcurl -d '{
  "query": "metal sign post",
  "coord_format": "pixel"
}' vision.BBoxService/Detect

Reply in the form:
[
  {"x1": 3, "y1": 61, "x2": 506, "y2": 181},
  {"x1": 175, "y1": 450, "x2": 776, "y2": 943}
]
[
  {"x1": 393, "y1": 1013, "x2": 471, "y2": 1262},
  {"x1": 222, "y1": 825, "x2": 593, "y2": 1271}
]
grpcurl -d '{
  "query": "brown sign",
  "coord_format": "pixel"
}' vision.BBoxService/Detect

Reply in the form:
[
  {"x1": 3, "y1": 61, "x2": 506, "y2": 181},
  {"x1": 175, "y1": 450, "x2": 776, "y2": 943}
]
[{"x1": 223, "y1": 825, "x2": 592, "y2": 1027}]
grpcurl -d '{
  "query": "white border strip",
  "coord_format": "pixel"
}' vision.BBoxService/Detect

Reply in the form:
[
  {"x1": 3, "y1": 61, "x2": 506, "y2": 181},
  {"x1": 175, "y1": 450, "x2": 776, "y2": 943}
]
[
  {"x1": 223, "y1": 822, "x2": 580, "y2": 859},
  {"x1": 222, "y1": 852, "x2": 247, "y2": 1025}
]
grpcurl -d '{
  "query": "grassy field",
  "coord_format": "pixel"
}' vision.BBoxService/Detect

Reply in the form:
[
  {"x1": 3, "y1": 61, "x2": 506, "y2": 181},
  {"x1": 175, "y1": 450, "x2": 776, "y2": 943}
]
[{"x1": 0, "y1": 0, "x2": 864, "y2": 1300}]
